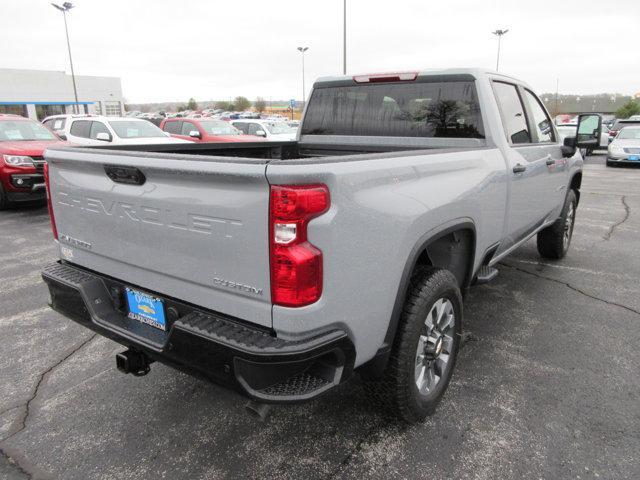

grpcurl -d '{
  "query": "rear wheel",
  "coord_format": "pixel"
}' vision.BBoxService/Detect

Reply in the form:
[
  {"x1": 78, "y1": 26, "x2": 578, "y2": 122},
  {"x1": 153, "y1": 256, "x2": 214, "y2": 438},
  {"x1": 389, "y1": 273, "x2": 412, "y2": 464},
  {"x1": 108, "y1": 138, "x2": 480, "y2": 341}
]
[
  {"x1": 368, "y1": 267, "x2": 462, "y2": 423},
  {"x1": 537, "y1": 189, "x2": 577, "y2": 259}
]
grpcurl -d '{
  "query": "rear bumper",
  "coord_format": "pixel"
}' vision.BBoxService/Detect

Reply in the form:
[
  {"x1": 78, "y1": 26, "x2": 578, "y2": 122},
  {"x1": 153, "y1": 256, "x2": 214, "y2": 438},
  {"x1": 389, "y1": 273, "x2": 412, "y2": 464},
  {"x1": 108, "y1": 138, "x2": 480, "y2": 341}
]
[{"x1": 42, "y1": 262, "x2": 355, "y2": 403}]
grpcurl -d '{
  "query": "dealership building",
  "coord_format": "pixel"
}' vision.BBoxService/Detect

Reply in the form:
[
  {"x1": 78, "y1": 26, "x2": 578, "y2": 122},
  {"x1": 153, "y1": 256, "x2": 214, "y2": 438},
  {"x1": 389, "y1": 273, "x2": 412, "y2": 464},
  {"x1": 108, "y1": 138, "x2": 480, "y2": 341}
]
[{"x1": 0, "y1": 68, "x2": 124, "y2": 120}]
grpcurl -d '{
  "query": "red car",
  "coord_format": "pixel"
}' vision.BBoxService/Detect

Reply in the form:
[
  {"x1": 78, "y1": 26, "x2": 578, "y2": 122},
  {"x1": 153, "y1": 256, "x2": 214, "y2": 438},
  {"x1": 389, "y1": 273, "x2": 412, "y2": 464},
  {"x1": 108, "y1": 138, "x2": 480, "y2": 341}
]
[
  {"x1": 0, "y1": 114, "x2": 66, "y2": 209},
  {"x1": 160, "y1": 118, "x2": 264, "y2": 142}
]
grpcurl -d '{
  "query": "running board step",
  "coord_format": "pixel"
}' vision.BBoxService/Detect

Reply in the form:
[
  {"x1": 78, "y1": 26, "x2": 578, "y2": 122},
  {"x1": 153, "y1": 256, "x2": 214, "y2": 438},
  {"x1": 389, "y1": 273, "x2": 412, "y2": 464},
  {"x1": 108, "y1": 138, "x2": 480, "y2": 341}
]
[{"x1": 475, "y1": 266, "x2": 499, "y2": 285}]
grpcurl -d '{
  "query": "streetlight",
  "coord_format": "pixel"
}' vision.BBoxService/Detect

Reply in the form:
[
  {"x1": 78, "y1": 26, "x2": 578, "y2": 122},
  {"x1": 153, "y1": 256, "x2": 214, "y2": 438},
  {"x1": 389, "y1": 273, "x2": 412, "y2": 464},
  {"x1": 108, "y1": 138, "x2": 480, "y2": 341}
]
[
  {"x1": 297, "y1": 47, "x2": 309, "y2": 109},
  {"x1": 51, "y1": 2, "x2": 79, "y2": 113},
  {"x1": 343, "y1": 0, "x2": 347, "y2": 74},
  {"x1": 492, "y1": 28, "x2": 509, "y2": 71}
]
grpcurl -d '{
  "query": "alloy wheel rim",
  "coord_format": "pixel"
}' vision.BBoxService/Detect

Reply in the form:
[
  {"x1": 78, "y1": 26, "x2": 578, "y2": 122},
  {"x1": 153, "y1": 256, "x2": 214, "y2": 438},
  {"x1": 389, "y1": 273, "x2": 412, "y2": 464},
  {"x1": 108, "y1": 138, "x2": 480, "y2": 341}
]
[{"x1": 414, "y1": 298, "x2": 455, "y2": 394}]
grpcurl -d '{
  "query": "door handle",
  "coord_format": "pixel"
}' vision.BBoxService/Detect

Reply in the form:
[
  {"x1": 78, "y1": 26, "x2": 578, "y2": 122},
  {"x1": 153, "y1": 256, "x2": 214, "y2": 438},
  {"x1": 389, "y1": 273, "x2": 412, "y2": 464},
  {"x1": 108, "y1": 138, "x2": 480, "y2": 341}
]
[
  {"x1": 512, "y1": 164, "x2": 526, "y2": 174},
  {"x1": 104, "y1": 165, "x2": 146, "y2": 185},
  {"x1": 546, "y1": 158, "x2": 555, "y2": 166}
]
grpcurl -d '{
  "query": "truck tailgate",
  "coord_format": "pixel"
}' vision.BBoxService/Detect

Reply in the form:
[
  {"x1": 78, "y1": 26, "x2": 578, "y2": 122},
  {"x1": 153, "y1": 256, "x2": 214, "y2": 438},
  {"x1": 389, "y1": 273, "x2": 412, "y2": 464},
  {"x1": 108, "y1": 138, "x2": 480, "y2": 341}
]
[{"x1": 45, "y1": 148, "x2": 272, "y2": 328}]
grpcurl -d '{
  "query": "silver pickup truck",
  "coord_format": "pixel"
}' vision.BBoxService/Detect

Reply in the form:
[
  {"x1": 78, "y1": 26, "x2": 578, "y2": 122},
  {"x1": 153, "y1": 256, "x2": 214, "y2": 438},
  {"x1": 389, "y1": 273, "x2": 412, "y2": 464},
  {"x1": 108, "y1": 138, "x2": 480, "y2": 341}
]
[{"x1": 41, "y1": 69, "x2": 601, "y2": 422}]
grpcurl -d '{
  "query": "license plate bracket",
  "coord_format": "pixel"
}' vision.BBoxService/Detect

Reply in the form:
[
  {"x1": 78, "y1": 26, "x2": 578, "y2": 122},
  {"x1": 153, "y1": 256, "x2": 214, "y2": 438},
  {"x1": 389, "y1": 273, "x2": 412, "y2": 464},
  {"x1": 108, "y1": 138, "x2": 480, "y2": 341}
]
[{"x1": 125, "y1": 287, "x2": 167, "y2": 331}]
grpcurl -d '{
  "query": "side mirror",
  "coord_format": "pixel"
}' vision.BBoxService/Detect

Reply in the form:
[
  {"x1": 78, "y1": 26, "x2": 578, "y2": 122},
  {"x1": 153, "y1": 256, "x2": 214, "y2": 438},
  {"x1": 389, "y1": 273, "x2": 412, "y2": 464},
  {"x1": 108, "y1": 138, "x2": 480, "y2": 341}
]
[
  {"x1": 576, "y1": 114, "x2": 601, "y2": 149},
  {"x1": 57, "y1": 133, "x2": 67, "y2": 141},
  {"x1": 96, "y1": 132, "x2": 112, "y2": 142},
  {"x1": 255, "y1": 130, "x2": 266, "y2": 137},
  {"x1": 561, "y1": 136, "x2": 576, "y2": 158},
  {"x1": 189, "y1": 130, "x2": 202, "y2": 139}
]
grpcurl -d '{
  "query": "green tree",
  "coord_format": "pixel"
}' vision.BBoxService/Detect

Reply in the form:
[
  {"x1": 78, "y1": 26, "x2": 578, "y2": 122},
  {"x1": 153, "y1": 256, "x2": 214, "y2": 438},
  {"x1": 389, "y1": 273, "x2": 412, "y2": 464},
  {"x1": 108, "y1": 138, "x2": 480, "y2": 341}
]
[
  {"x1": 254, "y1": 97, "x2": 266, "y2": 113},
  {"x1": 234, "y1": 96, "x2": 251, "y2": 111},
  {"x1": 214, "y1": 101, "x2": 233, "y2": 111},
  {"x1": 615, "y1": 100, "x2": 640, "y2": 119},
  {"x1": 187, "y1": 97, "x2": 198, "y2": 110}
]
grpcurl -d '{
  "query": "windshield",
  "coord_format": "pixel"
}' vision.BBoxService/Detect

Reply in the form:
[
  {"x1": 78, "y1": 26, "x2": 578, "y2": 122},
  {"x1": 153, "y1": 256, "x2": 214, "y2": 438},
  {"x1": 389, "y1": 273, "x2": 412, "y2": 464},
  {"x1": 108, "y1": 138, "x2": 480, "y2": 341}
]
[
  {"x1": 198, "y1": 121, "x2": 241, "y2": 135},
  {"x1": 618, "y1": 128, "x2": 640, "y2": 140},
  {"x1": 613, "y1": 120, "x2": 640, "y2": 131},
  {"x1": 265, "y1": 122, "x2": 295, "y2": 134},
  {"x1": 108, "y1": 120, "x2": 166, "y2": 138},
  {"x1": 0, "y1": 120, "x2": 56, "y2": 141}
]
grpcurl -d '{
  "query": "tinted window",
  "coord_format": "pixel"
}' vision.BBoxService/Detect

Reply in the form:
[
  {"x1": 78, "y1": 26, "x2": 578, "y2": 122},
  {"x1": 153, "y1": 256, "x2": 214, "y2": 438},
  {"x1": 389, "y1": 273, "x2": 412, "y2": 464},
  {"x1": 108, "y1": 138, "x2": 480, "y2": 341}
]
[
  {"x1": 247, "y1": 123, "x2": 262, "y2": 135},
  {"x1": 523, "y1": 90, "x2": 554, "y2": 142},
  {"x1": 108, "y1": 120, "x2": 165, "y2": 138},
  {"x1": 70, "y1": 120, "x2": 92, "y2": 138},
  {"x1": 233, "y1": 122, "x2": 249, "y2": 134},
  {"x1": 301, "y1": 80, "x2": 484, "y2": 138},
  {"x1": 180, "y1": 121, "x2": 198, "y2": 136},
  {"x1": 163, "y1": 121, "x2": 182, "y2": 134},
  {"x1": 89, "y1": 121, "x2": 110, "y2": 139},
  {"x1": 492, "y1": 82, "x2": 531, "y2": 144}
]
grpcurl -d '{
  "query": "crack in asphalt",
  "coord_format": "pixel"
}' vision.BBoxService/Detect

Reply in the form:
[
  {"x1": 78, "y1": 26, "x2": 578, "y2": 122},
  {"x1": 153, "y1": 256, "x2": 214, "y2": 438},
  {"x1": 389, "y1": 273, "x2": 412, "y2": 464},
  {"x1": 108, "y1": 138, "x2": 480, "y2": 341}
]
[
  {"x1": 501, "y1": 263, "x2": 640, "y2": 316},
  {"x1": 0, "y1": 333, "x2": 97, "y2": 445},
  {"x1": 603, "y1": 195, "x2": 630, "y2": 241},
  {"x1": 0, "y1": 446, "x2": 32, "y2": 479}
]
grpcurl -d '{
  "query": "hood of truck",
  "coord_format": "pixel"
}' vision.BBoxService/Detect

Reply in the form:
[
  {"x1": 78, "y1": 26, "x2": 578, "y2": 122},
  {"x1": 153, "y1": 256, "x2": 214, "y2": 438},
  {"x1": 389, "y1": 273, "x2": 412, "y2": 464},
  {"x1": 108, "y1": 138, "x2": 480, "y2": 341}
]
[{"x1": 0, "y1": 139, "x2": 66, "y2": 156}]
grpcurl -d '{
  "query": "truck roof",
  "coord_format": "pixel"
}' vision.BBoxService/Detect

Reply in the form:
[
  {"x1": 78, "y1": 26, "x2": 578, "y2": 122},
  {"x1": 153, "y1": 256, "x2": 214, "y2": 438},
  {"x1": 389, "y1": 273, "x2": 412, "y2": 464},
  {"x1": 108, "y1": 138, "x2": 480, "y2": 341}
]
[{"x1": 314, "y1": 67, "x2": 526, "y2": 87}]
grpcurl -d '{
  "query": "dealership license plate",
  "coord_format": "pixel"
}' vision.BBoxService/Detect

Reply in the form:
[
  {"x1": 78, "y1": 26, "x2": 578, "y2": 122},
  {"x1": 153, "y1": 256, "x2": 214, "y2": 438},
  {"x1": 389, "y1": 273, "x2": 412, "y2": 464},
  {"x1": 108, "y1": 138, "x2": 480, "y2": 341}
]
[
  {"x1": 125, "y1": 288, "x2": 166, "y2": 330},
  {"x1": 629, "y1": 155, "x2": 639, "y2": 161}
]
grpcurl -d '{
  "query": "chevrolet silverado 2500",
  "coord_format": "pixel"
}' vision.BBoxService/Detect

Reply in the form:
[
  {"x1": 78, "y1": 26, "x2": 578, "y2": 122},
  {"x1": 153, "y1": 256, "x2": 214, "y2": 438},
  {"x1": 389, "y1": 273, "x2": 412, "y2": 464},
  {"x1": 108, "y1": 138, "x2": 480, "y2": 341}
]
[{"x1": 41, "y1": 69, "x2": 601, "y2": 422}]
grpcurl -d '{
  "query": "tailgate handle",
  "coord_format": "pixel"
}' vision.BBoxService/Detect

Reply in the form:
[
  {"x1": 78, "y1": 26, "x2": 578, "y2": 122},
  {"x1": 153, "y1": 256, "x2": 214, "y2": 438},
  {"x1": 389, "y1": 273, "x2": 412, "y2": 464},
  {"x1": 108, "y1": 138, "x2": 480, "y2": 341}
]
[{"x1": 104, "y1": 165, "x2": 146, "y2": 185}]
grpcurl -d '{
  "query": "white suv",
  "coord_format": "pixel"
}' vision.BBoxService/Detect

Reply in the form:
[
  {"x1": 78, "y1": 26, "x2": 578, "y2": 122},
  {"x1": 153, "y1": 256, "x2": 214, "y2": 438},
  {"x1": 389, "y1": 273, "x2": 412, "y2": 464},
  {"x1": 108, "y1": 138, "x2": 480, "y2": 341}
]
[
  {"x1": 231, "y1": 119, "x2": 297, "y2": 141},
  {"x1": 42, "y1": 115, "x2": 192, "y2": 146}
]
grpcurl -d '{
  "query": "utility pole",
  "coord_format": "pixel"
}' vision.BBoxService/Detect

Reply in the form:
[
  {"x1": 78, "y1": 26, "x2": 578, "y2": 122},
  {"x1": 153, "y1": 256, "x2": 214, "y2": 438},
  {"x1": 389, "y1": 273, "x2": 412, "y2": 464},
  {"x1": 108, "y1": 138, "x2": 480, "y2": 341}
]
[
  {"x1": 492, "y1": 29, "x2": 509, "y2": 71},
  {"x1": 51, "y1": 2, "x2": 79, "y2": 113},
  {"x1": 297, "y1": 47, "x2": 309, "y2": 109},
  {"x1": 554, "y1": 78, "x2": 559, "y2": 119},
  {"x1": 343, "y1": 0, "x2": 347, "y2": 74}
]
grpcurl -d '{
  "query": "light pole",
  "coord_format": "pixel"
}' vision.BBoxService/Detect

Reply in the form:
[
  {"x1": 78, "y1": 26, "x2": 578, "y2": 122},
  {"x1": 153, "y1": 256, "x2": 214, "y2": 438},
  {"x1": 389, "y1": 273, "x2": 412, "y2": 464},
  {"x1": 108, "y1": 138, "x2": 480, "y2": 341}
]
[
  {"x1": 52, "y1": 2, "x2": 79, "y2": 114},
  {"x1": 343, "y1": 0, "x2": 347, "y2": 74},
  {"x1": 297, "y1": 47, "x2": 309, "y2": 110},
  {"x1": 492, "y1": 28, "x2": 509, "y2": 71}
]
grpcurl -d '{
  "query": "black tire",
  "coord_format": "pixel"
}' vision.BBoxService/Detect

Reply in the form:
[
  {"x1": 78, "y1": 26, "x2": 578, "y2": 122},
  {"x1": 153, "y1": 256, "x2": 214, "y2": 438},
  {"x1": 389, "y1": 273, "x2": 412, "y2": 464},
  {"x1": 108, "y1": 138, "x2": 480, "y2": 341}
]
[
  {"x1": 0, "y1": 182, "x2": 8, "y2": 210},
  {"x1": 537, "y1": 189, "x2": 577, "y2": 259},
  {"x1": 606, "y1": 160, "x2": 615, "y2": 168},
  {"x1": 367, "y1": 266, "x2": 462, "y2": 423}
]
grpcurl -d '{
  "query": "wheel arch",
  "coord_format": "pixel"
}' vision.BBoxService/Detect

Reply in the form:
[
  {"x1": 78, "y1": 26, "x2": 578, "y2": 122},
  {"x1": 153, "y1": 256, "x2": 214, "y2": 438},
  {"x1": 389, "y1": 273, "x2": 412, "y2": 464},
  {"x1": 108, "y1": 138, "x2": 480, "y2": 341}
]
[{"x1": 359, "y1": 219, "x2": 476, "y2": 378}]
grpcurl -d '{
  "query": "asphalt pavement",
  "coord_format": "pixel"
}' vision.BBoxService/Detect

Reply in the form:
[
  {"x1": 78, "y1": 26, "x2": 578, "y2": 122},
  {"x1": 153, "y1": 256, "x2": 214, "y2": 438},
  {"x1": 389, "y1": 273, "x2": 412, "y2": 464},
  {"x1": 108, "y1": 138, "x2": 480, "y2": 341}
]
[{"x1": 1, "y1": 153, "x2": 639, "y2": 480}]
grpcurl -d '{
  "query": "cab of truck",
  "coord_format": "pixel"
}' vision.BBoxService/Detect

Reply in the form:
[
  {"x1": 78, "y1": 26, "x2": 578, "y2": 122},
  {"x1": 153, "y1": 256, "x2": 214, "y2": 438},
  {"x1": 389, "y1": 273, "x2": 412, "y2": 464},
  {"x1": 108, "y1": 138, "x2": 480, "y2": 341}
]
[
  {"x1": 160, "y1": 118, "x2": 265, "y2": 143},
  {"x1": 0, "y1": 114, "x2": 66, "y2": 209}
]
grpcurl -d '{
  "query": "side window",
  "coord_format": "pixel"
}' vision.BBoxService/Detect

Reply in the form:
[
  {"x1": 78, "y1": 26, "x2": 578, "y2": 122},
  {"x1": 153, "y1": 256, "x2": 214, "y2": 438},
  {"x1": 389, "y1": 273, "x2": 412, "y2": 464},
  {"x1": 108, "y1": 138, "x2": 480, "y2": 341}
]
[
  {"x1": 492, "y1": 82, "x2": 531, "y2": 144},
  {"x1": 247, "y1": 123, "x2": 261, "y2": 135},
  {"x1": 180, "y1": 121, "x2": 197, "y2": 135},
  {"x1": 233, "y1": 123, "x2": 248, "y2": 134},
  {"x1": 89, "y1": 121, "x2": 110, "y2": 139},
  {"x1": 523, "y1": 89, "x2": 555, "y2": 143},
  {"x1": 163, "y1": 121, "x2": 182, "y2": 134},
  {"x1": 69, "y1": 120, "x2": 91, "y2": 138}
]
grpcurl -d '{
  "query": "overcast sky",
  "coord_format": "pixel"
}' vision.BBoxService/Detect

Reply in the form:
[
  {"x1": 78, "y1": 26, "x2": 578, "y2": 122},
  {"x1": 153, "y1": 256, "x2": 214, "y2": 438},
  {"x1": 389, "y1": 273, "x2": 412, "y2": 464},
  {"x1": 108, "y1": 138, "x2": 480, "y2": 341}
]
[{"x1": 2, "y1": 0, "x2": 639, "y2": 103}]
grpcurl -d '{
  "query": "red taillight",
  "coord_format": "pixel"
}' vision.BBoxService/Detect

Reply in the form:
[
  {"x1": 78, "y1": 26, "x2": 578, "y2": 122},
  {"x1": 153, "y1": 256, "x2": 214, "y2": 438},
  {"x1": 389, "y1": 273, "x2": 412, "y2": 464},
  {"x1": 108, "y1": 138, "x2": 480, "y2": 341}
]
[
  {"x1": 43, "y1": 161, "x2": 58, "y2": 240},
  {"x1": 270, "y1": 184, "x2": 329, "y2": 307},
  {"x1": 353, "y1": 71, "x2": 418, "y2": 83}
]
